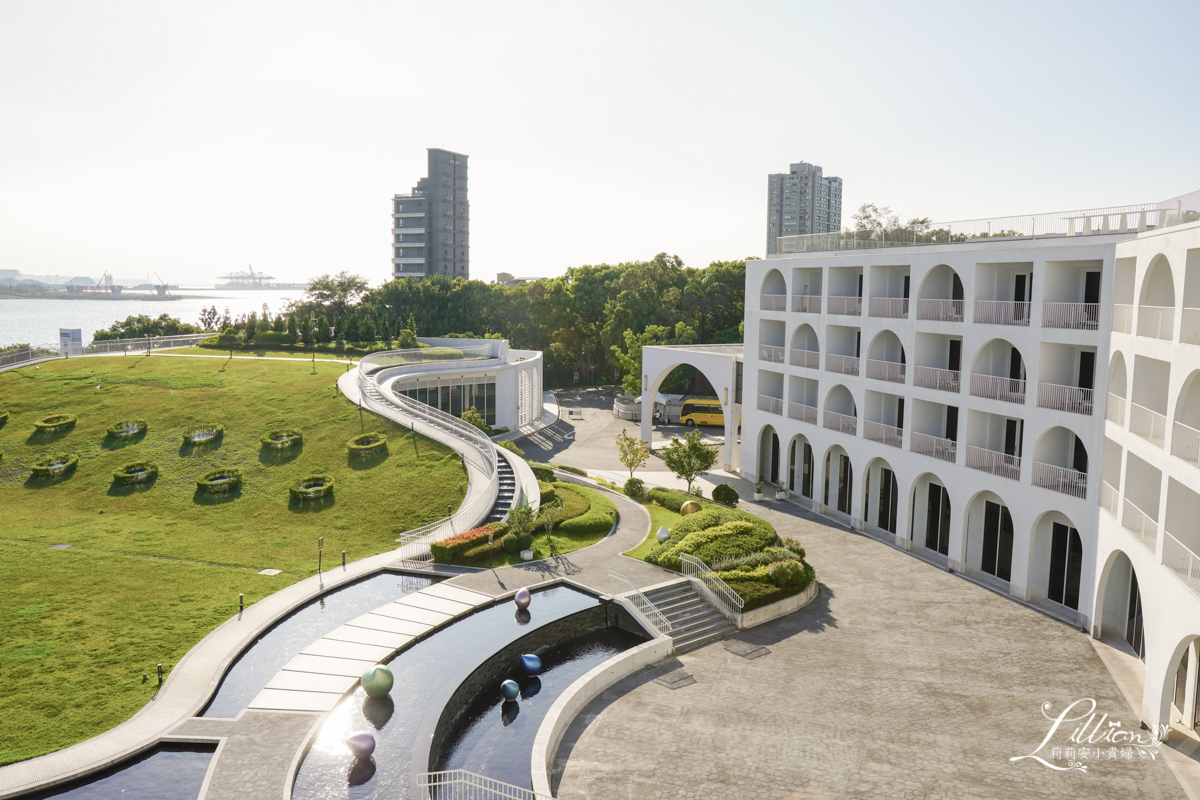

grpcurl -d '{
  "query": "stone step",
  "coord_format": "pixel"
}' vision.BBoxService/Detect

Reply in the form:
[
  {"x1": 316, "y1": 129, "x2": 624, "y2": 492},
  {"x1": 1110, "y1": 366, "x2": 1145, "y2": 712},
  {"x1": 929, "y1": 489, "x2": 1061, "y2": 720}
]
[
  {"x1": 674, "y1": 622, "x2": 737, "y2": 652},
  {"x1": 655, "y1": 597, "x2": 709, "y2": 618},
  {"x1": 668, "y1": 610, "x2": 728, "y2": 637},
  {"x1": 643, "y1": 585, "x2": 696, "y2": 605}
]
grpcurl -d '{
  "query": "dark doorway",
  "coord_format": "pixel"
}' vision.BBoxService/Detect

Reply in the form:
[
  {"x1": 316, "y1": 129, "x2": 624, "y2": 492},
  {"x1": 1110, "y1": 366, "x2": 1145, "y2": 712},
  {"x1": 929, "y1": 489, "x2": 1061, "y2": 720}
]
[
  {"x1": 799, "y1": 442, "x2": 814, "y2": 498},
  {"x1": 948, "y1": 339, "x2": 962, "y2": 372},
  {"x1": 1174, "y1": 648, "x2": 1189, "y2": 714},
  {"x1": 1048, "y1": 522, "x2": 1082, "y2": 610},
  {"x1": 878, "y1": 468, "x2": 898, "y2": 533},
  {"x1": 1126, "y1": 570, "x2": 1145, "y2": 659},
  {"x1": 951, "y1": 273, "x2": 964, "y2": 301},
  {"x1": 945, "y1": 406, "x2": 959, "y2": 441},
  {"x1": 837, "y1": 454, "x2": 853, "y2": 515},
  {"x1": 925, "y1": 483, "x2": 951, "y2": 555},
  {"x1": 981, "y1": 500, "x2": 1014, "y2": 581},
  {"x1": 1072, "y1": 435, "x2": 1088, "y2": 474},
  {"x1": 1078, "y1": 351, "x2": 1096, "y2": 390},
  {"x1": 902, "y1": 275, "x2": 910, "y2": 300},
  {"x1": 1084, "y1": 271, "x2": 1102, "y2": 304},
  {"x1": 1004, "y1": 419, "x2": 1022, "y2": 457}
]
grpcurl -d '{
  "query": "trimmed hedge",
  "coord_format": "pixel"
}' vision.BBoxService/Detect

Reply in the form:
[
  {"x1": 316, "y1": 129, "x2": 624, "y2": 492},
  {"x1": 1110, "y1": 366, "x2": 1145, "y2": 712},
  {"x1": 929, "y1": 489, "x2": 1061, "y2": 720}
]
[
  {"x1": 624, "y1": 477, "x2": 645, "y2": 500},
  {"x1": 249, "y1": 330, "x2": 298, "y2": 345},
  {"x1": 539, "y1": 481, "x2": 557, "y2": 505},
  {"x1": 553, "y1": 483, "x2": 617, "y2": 537},
  {"x1": 430, "y1": 523, "x2": 498, "y2": 564},
  {"x1": 33, "y1": 414, "x2": 76, "y2": 432},
  {"x1": 647, "y1": 487, "x2": 717, "y2": 513},
  {"x1": 262, "y1": 429, "x2": 303, "y2": 449},
  {"x1": 497, "y1": 440, "x2": 524, "y2": 457},
  {"x1": 553, "y1": 463, "x2": 587, "y2": 477},
  {"x1": 107, "y1": 419, "x2": 147, "y2": 438},
  {"x1": 196, "y1": 468, "x2": 242, "y2": 493},
  {"x1": 647, "y1": 519, "x2": 776, "y2": 572},
  {"x1": 30, "y1": 453, "x2": 78, "y2": 477},
  {"x1": 289, "y1": 474, "x2": 333, "y2": 500},
  {"x1": 112, "y1": 461, "x2": 158, "y2": 485},
  {"x1": 346, "y1": 431, "x2": 387, "y2": 457},
  {"x1": 721, "y1": 577, "x2": 811, "y2": 613},
  {"x1": 182, "y1": 424, "x2": 224, "y2": 444},
  {"x1": 529, "y1": 463, "x2": 555, "y2": 483},
  {"x1": 712, "y1": 482, "x2": 739, "y2": 507}
]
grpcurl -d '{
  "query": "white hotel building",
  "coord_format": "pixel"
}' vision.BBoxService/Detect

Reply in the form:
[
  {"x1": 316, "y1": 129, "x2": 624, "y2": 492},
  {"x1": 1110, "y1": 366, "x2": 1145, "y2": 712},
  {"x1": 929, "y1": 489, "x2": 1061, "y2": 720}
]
[{"x1": 735, "y1": 194, "x2": 1200, "y2": 736}]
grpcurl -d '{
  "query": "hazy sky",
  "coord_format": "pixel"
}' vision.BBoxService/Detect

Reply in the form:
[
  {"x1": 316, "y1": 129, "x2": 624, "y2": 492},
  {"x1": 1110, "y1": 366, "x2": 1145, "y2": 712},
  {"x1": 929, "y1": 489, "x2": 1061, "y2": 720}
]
[{"x1": 3, "y1": 1, "x2": 1198, "y2": 287}]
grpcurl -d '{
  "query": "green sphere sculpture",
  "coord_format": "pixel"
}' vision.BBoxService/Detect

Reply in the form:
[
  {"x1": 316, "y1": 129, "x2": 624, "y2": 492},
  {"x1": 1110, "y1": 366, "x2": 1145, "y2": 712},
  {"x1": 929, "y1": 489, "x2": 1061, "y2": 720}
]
[{"x1": 361, "y1": 665, "x2": 394, "y2": 698}]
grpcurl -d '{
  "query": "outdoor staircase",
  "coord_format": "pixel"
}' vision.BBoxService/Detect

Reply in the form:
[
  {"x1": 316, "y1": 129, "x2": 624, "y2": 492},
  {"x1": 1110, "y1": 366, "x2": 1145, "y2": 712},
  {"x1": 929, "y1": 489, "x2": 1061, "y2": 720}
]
[
  {"x1": 486, "y1": 455, "x2": 517, "y2": 523},
  {"x1": 643, "y1": 581, "x2": 736, "y2": 652}
]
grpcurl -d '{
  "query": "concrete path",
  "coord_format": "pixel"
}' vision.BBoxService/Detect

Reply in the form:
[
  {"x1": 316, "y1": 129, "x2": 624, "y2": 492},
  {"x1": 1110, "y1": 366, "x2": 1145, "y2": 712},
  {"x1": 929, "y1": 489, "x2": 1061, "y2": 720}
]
[{"x1": 554, "y1": 500, "x2": 1189, "y2": 800}]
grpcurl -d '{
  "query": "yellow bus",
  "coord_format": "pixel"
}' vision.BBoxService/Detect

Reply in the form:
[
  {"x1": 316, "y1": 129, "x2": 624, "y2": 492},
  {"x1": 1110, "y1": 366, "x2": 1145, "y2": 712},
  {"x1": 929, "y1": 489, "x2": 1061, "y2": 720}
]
[{"x1": 679, "y1": 398, "x2": 723, "y2": 427}]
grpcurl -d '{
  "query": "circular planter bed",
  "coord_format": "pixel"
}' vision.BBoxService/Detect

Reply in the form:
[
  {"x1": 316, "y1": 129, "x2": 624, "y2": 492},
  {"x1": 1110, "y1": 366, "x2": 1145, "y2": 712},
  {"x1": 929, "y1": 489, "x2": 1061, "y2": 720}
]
[
  {"x1": 182, "y1": 424, "x2": 224, "y2": 445},
  {"x1": 33, "y1": 414, "x2": 76, "y2": 432},
  {"x1": 107, "y1": 419, "x2": 148, "y2": 438},
  {"x1": 196, "y1": 468, "x2": 242, "y2": 493},
  {"x1": 347, "y1": 432, "x2": 387, "y2": 458},
  {"x1": 0, "y1": 410, "x2": 9, "y2": 426},
  {"x1": 31, "y1": 453, "x2": 78, "y2": 477},
  {"x1": 261, "y1": 429, "x2": 303, "y2": 449},
  {"x1": 113, "y1": 460, "x2": 158, "y2": 485},
  {"x1": 289, "y1": 474, "x2": 334, "y2": 501}
]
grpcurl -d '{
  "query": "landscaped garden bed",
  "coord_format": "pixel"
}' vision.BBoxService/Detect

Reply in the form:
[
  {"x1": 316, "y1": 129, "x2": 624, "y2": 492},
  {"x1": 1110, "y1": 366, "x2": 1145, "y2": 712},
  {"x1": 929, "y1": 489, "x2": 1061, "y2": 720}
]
[
  {"x1": 289, "y1": 474, "x2": 333, "y2": 501},
  {"x1": 196, "y1": 468, "x2": 242, "y2": 493},
  {"x1": 112, "y1": 461, "x2": 158, "y2": 485},
  {"x1": 0, "y1": 410, "x2": 8, "y2": 426},
  {"x1": 33, "y1": 413, "x2": 76, "y2": 432},
  {"x1": 182, "y1": 424, "x2": 224, "y2": 444},
  {"x1": 107, "y1": 419, "x2": 147, "y2": 438},
  {"x1": 347, "y1": 431, "x2": 387, "y2": 457},
  {"x1": 30, "y1": 453, "x2": 78, "y2": 478},
  {"x1": 262, "y1": 428, "x2": 303, "y2": 449}
]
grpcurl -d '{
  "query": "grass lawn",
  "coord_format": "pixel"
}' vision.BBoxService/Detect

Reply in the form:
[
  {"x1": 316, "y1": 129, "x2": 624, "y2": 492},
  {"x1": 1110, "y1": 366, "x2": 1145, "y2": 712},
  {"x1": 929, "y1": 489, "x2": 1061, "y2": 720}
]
[
  {"x1": 166, "y1": 346, "x2": 355, "y2": 362},
  {"x1": 0, "y1": 355, "x2": 463, "y2": 764},
  {"x1": 623, "y1": 502, "x2": 682, "y2": 560}
]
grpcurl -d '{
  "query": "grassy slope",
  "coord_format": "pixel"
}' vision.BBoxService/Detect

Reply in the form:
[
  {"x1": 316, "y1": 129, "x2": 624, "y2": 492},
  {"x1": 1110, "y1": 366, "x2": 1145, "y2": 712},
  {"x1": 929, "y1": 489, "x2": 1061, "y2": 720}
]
[
  {"x1": 623, "y1": 502, "x2": 683, "y2": 560},
  {"x1": 167, "y1": 346, "x2": 355, "y2": 361},
  {"x1": 0, "y1": 355, "x2": 463, "y2": 764}
]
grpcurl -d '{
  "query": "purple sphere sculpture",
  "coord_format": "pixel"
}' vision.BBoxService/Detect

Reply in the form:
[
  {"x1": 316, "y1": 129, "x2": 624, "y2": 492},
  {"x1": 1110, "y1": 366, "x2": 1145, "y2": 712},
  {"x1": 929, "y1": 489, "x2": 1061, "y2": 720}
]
[
  {"x1": 500, "y1": 679, "x2": 520, "y2": 701},
  {"x1": 515, "y1": 608, "x2": 532, "y2": 625},
  {"x1": 514, "y1": 587, "x2": 531, "y2": 610},
  {"x1": 360, "y1": 665, "x2": 394, "y2": 698},
  {"x1": 520, "y1": 653, "x2": 542, "y2": 676},
  {"x1": 347, "y1": 732, "x2": 376, "y2": 759}
]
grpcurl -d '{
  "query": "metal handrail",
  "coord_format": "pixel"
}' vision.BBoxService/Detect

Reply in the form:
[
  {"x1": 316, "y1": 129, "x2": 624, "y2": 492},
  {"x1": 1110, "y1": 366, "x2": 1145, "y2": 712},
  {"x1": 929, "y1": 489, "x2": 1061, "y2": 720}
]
[
  {"x1": 1112, "y1": 304, "x2": 1134, "y2": 333},
  {"x1": 1121, "y1": 498, "x2": 1157, "y2": 552},
  {"x1": 913, "y1": 364, "x2": 960, "y2": 392},
  {"x1": 974, "y1": 300, "x2": 1031, "y2": 326},
  {"x1": 1137, "y1": 305, "x2": 1174, "y2": 340},
  {"x1": 1129, "y1": 402, "x2": 1167, "y2": 447},
  {"x1": 1181, "y1": 308, "x2": 1200, "y2": 345},
  {"x1": 916, "y1": 298, "x2": 964, "y2": 321},
  {"x1": 965, "y1": 444, "x2": 1021, "y2": 480},
  {"x1": 865, "y1": 358, "x2": 905, "y2": 383},
  {"x1": 759, "y1": 344, "x2": 785, "y2": 363},
  {"x1": 1042, "y1": 302, "x2": 1100, "y2": 330},
  {"x1": 84, "y1": 332, "x2": 212, "y2": 353},
  {"x1": 789, "y1": 348, "x2": 820, "y2": 368},
  {"x1": 823, "y1": 409, "x2": 857, "y2": 435},
  {"x1": 788, "y1": 401, "x2": 817, "y2": 424},
  {"x1": 1163, "y1": 532, "x2": 1200, "y2": 598},
  {"x1": 910, "y1": 431, "x2": 956, "y2": 463},
  {"x1": 970, "y1": 372, "x2": 1026, "y2": 404},
  {"x1": 358, "y1": 344, "x2": 496, "y2": 375},
  {"x1": 792, "y1": 294, "x2": 821, "y2": 313},
  {"x1": 416, "y1": 769, "x2": 552, "y2": 800},
  {"x1": 1036, "y1": 382, "x2": 1094, "y2": 415},
  {"x1": 868, "y1": 297, "x2": 909, "y2": 318},
  {"x1": 1106, "y1": 393, "x2": 1127, "y2": 425},
  {"x1": 1100, "y1": 480, "x2": 1119, "y2": 518},
  {"x1": 1031, "y1": 460, "x2": 1088, "y2": 499},
  {"x1": 760, "y1": 292, "x2": 786, "y2": 311},
  {"x1": 607, "y1": 571, "x2": 672, "y2": 635},
  {"x1": 680, "y1": 554, "x2": 744, "y2": 620},
  {"x1": 826, "y1": 353, "x2": 859, "y2": 375},
  {"x1": 1172, "y1": 419, "x2": 1200, "y2": 467},
  {"x1": 827, "y1": 295, "x2": 862, "y2": 315},
  {"x1": 863, "y1": 420, "x2": 903, "y2": 448}
]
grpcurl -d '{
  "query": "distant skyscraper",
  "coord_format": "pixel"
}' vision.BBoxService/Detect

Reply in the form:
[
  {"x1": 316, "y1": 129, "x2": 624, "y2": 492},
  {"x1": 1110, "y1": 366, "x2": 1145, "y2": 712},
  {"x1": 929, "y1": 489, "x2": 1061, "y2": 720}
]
[
  {"x1": 766, "y1": 161, "x2": 842, "y2": 254},
  {"x1": 392, "y1": 149, "x2": 469, "y2": 279}
]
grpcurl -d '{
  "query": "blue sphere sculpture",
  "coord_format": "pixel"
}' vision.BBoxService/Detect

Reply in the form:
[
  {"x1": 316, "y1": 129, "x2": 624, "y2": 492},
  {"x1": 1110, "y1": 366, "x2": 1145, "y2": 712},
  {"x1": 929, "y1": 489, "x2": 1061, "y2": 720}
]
[
  {"x1": 514, "y1": 587, "x2": 531, "y2": 610},
  {"x1": 361, "y1": 665, "x2": 394, "y2": 698},
  {"x1": 520, "y1": 676, "x2": 542, "y2": 699},
  {"x1": 347, "y1": 732, "x2": 376, "y2": 759},
  {"x1": 500, "y1": 679, "x2": 520, "y2": 701},
  {"x1": 520, "y1": 653, "x2": 542, "y2": 676}
]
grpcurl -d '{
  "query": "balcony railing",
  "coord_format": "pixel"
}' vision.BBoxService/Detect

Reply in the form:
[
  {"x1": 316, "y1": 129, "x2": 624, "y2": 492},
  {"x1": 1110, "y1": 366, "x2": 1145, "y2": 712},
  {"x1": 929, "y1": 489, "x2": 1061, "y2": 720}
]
[
  {"x1": 1100, "y1": 480, "x2": 1119, "y2": 518},
  {"x1": 1112, "y1": 304, "x2": 1133, "y2": 334},
  {"x1": 910, "y1": 431, "x2": 957, "y2": 463},
  {"x1": 788, "y1": 401, "x2": 817, "y2": 424},
  {"x1": 1137, "y1": 305, "x2": 1174, "y2": 340},
  {"x1": 970, "y1": 373, "x2": 1026, "y2": 404},
  {"x1": 1121, "y1": 498, "x2": 1157, "y2": 553},
  {"x1": 824, "y1": 409, "x2": 857, "y2": 435},
  {"x1": 1163, "y1": 531, "x2": 1200, "y2": 598},
  {"x1": 760, "y1": 293, "x2": 786, "y2": 312},
  {"x1": 792, "y1": 294, "x2": 821, "y2": 313},
  {"x1": 1181, "y1": 308, "x2": 1200, "y2": 345},
  {"x1": 913, "y1": 365, "x2": 961, "y2": 393},
  {"x1": 1032, "y1": 461, "x2": 1088, "y2": 499},
  {"x1": 916, "y1": 298, "x2": 964, "y2": 322},
  {"x1": 1129, "y1": 402, "x2": 1167, "y2": 447},
  {"x1": 1036, "y1": 382, "x2": 1094, "y2": 415},
  {"x1": 759, "y1": 344, "x2": 785, "y2": 363},
  {"x1": 1042, "y1": 302, "x2": 1100, "y2": 330},
  {"x1": 757, "y1": 394, "x2": 783, "y2": 415},
  {"x1": 826, "y1": 353, "x2": 860, "y2": 376},
  {"x1": 974, "y1": 300, "x2": 1031, "y2": 326},
  {"x1": 1105, "y1": 393, "x2": 1127, "y2": 425},
  {"x1": 869, "y1": 297, "x2": 909, "y2": 318},
  {"x1": 863, "y1": 420, "x2": 903, "y2": 448},
  {"x1": 865, "y1": 359, "x2": 906, "y2": 384},
  {"x1": 1172, "y1": 420, "x2": 1200, "y2": 467},
  {"x1": 965, "y1": 444, "x2": 1021, "y2": 480},
  {"x1": 790, "y1": 349, "x2": 819, "y2": 369},
  {"x1": 827, "y1": 296, "x2": 862, "y2": 316}
]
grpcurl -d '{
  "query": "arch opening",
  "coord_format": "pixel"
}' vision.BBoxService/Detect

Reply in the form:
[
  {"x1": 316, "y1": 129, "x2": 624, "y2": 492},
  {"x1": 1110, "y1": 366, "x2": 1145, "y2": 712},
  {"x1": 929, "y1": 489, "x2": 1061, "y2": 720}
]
[
  {"x1": 822, "y1": 445, "x2": 853, "y2": 517},
  {"x1": 965, "y1": 491, "x2": 1014, "y2": 583},
  {"x1": 911, "y1": 472, "x2": 951, "y2": 555}
]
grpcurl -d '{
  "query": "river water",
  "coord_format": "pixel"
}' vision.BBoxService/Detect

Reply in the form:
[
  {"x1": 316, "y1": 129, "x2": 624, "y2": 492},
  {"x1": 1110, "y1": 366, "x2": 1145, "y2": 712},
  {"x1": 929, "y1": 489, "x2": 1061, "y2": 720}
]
[{"x1": 0, "y1": 288, "x2": 307, "y2": 348}]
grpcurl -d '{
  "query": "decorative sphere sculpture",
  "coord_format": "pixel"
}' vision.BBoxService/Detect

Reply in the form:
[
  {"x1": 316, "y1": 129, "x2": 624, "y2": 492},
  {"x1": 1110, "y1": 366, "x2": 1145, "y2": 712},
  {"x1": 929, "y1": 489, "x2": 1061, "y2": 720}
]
[
  {"x1": 500, "y1": 679, "x2": 520, "y2": 701},
  {"x1": 347, "y1": 732, "x2": 376, "y2": 759},
  {"x1": 520, "y1": 676, "x2": 542, "y2": 699},
  {"x1": 520, "y1": 654, "x2": 542, "y2": 676},
  {"x1": 515, "y1": 608, "x2": 532, "y2": 625},
  {"x1": 360, "y1": 665, "x2": 394, "y2": 698},
  {"x1": 655, "y1": 525, "x2": 671, "y2": 544},
  {"x1": 514, "y1": 587, "x2": 531, "y2": 610},
  {"x1": 680, "y1": 500, "x2": 702, "y2": 516}
]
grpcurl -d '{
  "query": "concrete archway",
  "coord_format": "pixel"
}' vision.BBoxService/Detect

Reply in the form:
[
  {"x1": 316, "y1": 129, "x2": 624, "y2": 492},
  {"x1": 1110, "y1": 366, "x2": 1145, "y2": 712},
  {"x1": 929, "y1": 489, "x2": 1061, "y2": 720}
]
[
  {"x1": 1095, "y1": 549, "x2": 1145, "y2": 659},
  {"x1": 861, "y1": 456, "x2": 900, "y2": 534},
  {"x1": 1028, "y1": 510, "x2": 1085, "y2": 614},
  {"x1": 758, "y1": 424, "x2": 780, "y2": 484},
  {"x1": 964, "y1": 489, "x2": 1015, "y2": 583},
  {"x1": 911, "y1": 472, "x2": 951, "y2": 555},
  {"x1": 1157, "y1": 634, "x2": 1200, "y2": 734},
  {"x1": 785, "y1": 432, "x2": 815, "y2": 498},
  {"x1": 822, "y1": 444, "x2": 854, "y2": 517},
  {"x1": 640, "y1": 347, "x2": 742, "y2": 474}
]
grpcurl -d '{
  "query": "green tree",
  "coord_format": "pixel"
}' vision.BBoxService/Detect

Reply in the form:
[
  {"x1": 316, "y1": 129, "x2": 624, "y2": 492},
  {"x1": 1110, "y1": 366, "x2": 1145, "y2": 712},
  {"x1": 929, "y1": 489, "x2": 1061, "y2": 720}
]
[
  {"x1": 460, "y1": 406, "x2": 489, "y2": 434},
  {"x1": 244, "y1": 312, "x2": 258, "y2": 343},
  {"x1": 506, "y1": 499, "x2": 535, "y2": 541},
  {"x1": 272, "y1": 314, "x2": 285, "y2": 333},
  {"x1": 198, "y1": 306, "x2": 219, "y2": 331},
  {"x1": 660, "y1": 428, "x2": 719, "y2": 494},
  {"x1": 302, "y1": 272, "x2": 370, "y2": 319},
  {"x1": 397, "y1": 328, "x2": 417, "y2": 348},
  {"x1": 286, "y1": 314, "x2": 298, "y2": 337},
  {"x1": 611, "y1": 322, "x2": 697, "y2": 396},
  {"x1": 317, "y1": 315, "x2": 332, "y2": 343},
  {"x1": 616, "y1": 428, "x2": 650, "y2": 479},
  {"x1": 298, "y1": 313, "x2": 313, "y2": 346}
]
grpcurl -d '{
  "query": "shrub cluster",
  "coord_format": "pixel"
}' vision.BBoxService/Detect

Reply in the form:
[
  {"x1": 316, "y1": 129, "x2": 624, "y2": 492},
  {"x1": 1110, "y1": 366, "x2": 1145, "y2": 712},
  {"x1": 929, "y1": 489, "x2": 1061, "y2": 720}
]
[
  {"x1": 33, "y1": 414, "x2": 76, "y2": 432},
  {"x1": 262, "y1": 429, "x2": 303, "y2": 449},
  {"x1": 623, "y1": 477, "x2": 645, "y2": 500},
  {"x1": 647, "y1": 487, "x2": 715, "y2": 513},
  {"x1": 430, "y1": 523, "x2": 500, "y2": 564},
  {"x1": 553, "y1": 483, "x2": 616, "y2": 536},
  {"x1": 30, "y1": 453, "x2": 78, "y2": 477},
  {"x1": 539, "y1": 481, "x2": 557, "y2": 505},
  {"x1": 112, "y1": 461, "x2": 158, "y2": 485},
  {"x1": 553, "y1": 463, "x2": 587, "y2": 477},
  {"x1": 712, "y1": 482, "x2": 739, "y2": 507},
  {"x1": 500, "y1": 529, "x2": 534, "y2": 553},
  {"x1": 107, "y1": 419, "x2": 147, "y2": 438},
  {"x1": 182, "y1": 424, "x2": 224, "y2": 444},
  {"x1": 289, "y1": 474, "x2": 334, "y2": 500},
  {"x1": 249, "y1": 330, "x2": 298, "y2": 345},
  {"x1": 529, "y1": 463, "x2": 555, "y2": 483},
  {"x1": 346, "y1": 431, "x2": 387, "y2": 457},
  {"x1": 647, "y1": 518, "x2": 776, "y2": 572},
  {"x1": 196, "y1": 468, "x2": 242, "y2": 493}
]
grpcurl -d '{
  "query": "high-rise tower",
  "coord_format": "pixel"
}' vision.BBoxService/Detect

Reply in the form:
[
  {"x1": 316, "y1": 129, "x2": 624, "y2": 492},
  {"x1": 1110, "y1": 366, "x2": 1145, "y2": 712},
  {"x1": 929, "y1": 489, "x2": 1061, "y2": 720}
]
[
  {"x1": 392, "y1": 149, "x2": 469, "y2": 279},
  {"x1": 766, "y1": 161, "x2": 842, "y2": 254}
]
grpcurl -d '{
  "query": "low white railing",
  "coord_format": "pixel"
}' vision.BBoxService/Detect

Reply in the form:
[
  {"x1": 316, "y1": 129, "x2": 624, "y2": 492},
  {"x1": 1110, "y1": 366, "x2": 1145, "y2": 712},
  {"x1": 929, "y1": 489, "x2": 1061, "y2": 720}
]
[
  {"x1": 827, "y1": 295, "x2": 862, "y2": 316},
  {"x1": 1129, "y1": 402, "x2": 1167, "y2": 447},
  {"x1": 1181, "y1": 308, "x2": 1200, "y2": 345},
  {"x1": 1106, "y1": 392, "x2": 1127, "y2": 425},
  {"x1": 826, "y1": 353, "x2": 859, "y2": 375},
  {"x1": 1163, "y1": 532, "x2": 1200, "y2": 598},
  {"x1": 1137, "y1": 305, "x2": 1174, "y2": 340},
  {"x1": 970, "y1": 372, "x2": 1026, "y2": 404},
  {"x1": 824, "y1": 409, "x2": 857, "y2": 435},
  {"x1": 916, "y1": 298, "x2": 964, "y2": 322},
  {"x1": 759, "y1": 344, "x2": 785, "y2": 363},
  {"x1": 788, "y1": 401, "x2": 817, "y2": 424},
  {"x1": 760, "y1": 292, "x2": 786, "y2": 312},
  {"x1": 1112, "y1": 304, "x2": 1134, "y2": 333},
  {"x1": 358, "y1": 344, "x2": 498, "y2": 375},
  {"x1": 866, "y1": 358, "x2": 905, "y2": 383},
  {"x1": 84, "y1": 332, "x2": 213, "y2": 353},
  {"x1": 1032, "y1": 461, "x2": 1088, "y2": 499},
  {"x1": 681, "y1": 553, "x2": 744, "y2": 621},
  {"x1": 1042, "y1": 302, "x2": 1100, "y2": 330},
  {"x1": 1172, "y1": 420, "x2": 1200, "y2": 467},
  {"x1": 974, "y1": 300, "x2": 1031, "y2": 326},
  {"x1": 1100, "y1": 480, "x2": 1119, "y2": 518},
  {"x1": 869, "y1": 297, "x2": 909, "y2": 318},
  {"x1": 913, "y1": 365, "x2": 960, "y2": 393},
  {"x1": 0, "y1": 345, "x2": 58, "y2": 367},
  {"x1": 417, "y1": 770, "x2": 551, "y2": 800},
  {"x1": 608, "y1": 571, "x2": 672, "y2": 636},
  {"x1": 790, "y1": 348, "x2": 820, "y2": 369},
  {"x1": 757, "y1": 394, "x2": 783, "y2": 415},
  {"x1": 910, "y1": 431, "x2": 956, "y2": 463},
  {"x1": 1036, "y1": 382, "x2": 1094, "y2": 415},
  {"x1": 1121, "y1": 498, "x2": 1158, "y2": 552},
  {"x1": 863, "y1": 420, "x2": 903, "y2": 448},
  {"x1": 792, "y1": 294, "x2": 821, "y2": 313},
  {"x1": 965, "y1": 445, "x2": 1021, "y2": 480}
]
